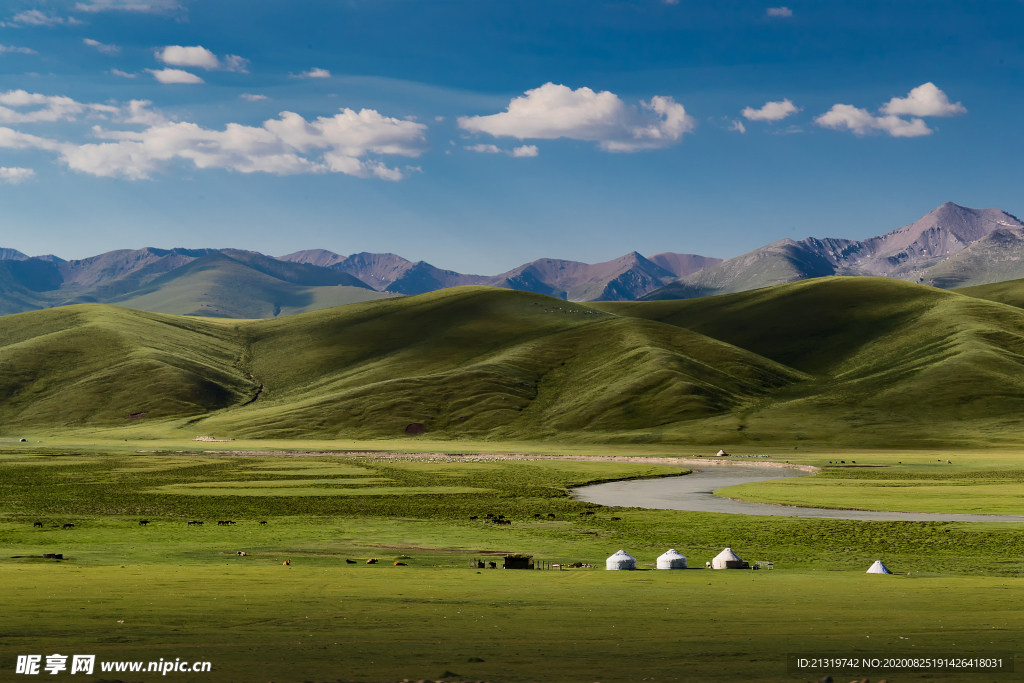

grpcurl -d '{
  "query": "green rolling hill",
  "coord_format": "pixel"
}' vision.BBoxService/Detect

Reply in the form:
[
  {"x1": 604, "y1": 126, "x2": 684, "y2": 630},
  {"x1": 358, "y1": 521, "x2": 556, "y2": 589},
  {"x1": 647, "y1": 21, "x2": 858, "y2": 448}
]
[
  {"x1": 954, "y1": 276, "x2": 1024, "y2": 310},
  {"x1": 4, "y1": 279, "x2": 1024, "y2": 447}
]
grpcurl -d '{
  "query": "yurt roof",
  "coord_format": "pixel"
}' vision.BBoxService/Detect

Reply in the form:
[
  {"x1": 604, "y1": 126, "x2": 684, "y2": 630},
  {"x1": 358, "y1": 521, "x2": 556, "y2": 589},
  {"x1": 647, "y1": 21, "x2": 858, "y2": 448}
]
[
  {"x1": 713, "y1": 547, "x2": 742, "y2": 562},
  {"x1": 608, "y1": 549, "x2": 635, "y2": 561},
  {"x1": 866, "y1": 560, "x2": 892, "y2": 574},
  {"x1": 657, "y1": 549, "x2": 686, "y2": 560}
]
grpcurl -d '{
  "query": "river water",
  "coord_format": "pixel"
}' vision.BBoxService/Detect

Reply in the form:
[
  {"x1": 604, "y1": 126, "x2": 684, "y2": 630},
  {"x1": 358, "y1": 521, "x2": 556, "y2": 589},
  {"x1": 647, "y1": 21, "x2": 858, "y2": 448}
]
[{"x1": 571, "y1": 464, "x2": 1024, "y2": 523}]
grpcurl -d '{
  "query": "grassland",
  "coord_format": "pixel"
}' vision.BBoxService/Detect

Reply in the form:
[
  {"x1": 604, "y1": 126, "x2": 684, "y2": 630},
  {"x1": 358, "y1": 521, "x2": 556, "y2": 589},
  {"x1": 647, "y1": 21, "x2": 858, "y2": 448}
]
[
  {"x1": 1, "y1": 448, "x2": 1022, "y2": 682},
  {"x1": 3, "y1": 278, "x2": 1024, "y2": 680},
  {"x1": 7, "y1": 277, "x2": 1024, "y2": 448}
]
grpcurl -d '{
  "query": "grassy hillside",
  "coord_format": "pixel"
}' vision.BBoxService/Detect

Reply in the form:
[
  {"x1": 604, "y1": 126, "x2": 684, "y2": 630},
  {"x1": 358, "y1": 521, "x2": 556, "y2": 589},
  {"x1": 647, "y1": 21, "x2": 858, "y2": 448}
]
[
  {"x1": 954, "y1": 276, "x2": 1024, "y2": 309},
  {"x1": 6, "y1": 279, "x2": 1024, "y2": 446},
  {"x1": 0, "y1": 305, "x2": 252, "y2": 427},
  {"x1": 202, "y1": 287, "x2": 804, "y2": 439},
  {"x1": 598, "y1": 277, "x2": 1024, "y2": 446}
]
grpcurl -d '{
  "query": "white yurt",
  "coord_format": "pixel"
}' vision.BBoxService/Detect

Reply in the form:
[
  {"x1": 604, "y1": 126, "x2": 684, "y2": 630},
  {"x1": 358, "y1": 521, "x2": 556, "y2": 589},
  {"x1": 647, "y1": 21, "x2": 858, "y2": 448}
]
[
  {"x1": 656, "y1": 549, "x2": 687, "y2": 569},
  {"x1": 716, "y1": 449, "x2": 730, "y2": 457},
  {"x1": 711, "y1": 547, "x2": 748, "y2": 569},
  {"x1": 606, "y1": 549, "x2": 637, "y2": 571},
  {"x1": 866, "y1": 560, "x2": 892, "y2": 574}
]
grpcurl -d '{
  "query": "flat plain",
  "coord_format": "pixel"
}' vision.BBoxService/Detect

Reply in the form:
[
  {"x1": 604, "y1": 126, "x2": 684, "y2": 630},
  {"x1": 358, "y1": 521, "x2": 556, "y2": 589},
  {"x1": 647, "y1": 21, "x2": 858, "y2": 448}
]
[{"x1": 1, "y1": 446, "x2": 1022, "y2": 682}]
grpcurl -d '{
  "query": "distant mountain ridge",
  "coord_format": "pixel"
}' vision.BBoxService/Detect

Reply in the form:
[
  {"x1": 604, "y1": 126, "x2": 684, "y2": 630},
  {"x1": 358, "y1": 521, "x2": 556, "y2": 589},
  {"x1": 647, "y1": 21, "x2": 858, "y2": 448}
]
[
  {"x1": 5, "y1": 200, "x2": 1024, "y2": 318},
  {"x1": 0, "y1": 248, "x2": 386, "y2": 318},
  {"x1": 643, "y1": 202, "x2": 1024, "y2": 300},
  {"x1": 277, "y1": 249, "x2": 718, "y2": 301}
]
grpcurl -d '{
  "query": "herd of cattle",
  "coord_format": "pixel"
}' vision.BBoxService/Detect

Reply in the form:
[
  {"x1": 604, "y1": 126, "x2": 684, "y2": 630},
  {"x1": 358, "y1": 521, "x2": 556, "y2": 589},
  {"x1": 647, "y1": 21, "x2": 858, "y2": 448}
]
[
  {"x1": 467, "y1": 512, "x2": 624, "y2": 525},
  {"x1": 32, "y1": 519, "x2": 270, "y2": 528}
]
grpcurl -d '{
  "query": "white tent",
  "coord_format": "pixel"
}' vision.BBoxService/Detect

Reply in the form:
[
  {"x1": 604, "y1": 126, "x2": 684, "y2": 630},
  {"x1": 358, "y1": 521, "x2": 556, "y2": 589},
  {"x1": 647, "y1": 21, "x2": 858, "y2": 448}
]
[
  {"x1": 606, "y1": 549, "x2": 636, "y2": 571},
  {"x1": 711, "y1": 547, "x2": 748, "y2": 569},
  {"x1": 716, "y1": 449, "x2": 730, "y2": 456},
  {"x1": 866, "y1": 560, "x2": 892, "y2": 574},
  {"x1": 656, "y1": 549, "x2": 687, "y2": 569}
]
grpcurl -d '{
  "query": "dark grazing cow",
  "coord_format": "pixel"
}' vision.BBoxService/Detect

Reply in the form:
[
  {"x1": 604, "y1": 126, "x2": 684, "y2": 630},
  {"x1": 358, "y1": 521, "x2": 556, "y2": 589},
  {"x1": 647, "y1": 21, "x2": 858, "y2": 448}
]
[
  {"x1": 138, "y1": 520, "x2": 150, "y2": 526},
  {"x1": 33, "y1": 521, "x2": 43, "y2": 528},
  {"x1": 62, "y1": 523, "x2": 74, "y2": 529},
  {"x1": 258, "y1": 520, "x2": 267, "y2": 525},
  {"x1": 188, "y1": 520, "x2": 203, "y2": 526}
]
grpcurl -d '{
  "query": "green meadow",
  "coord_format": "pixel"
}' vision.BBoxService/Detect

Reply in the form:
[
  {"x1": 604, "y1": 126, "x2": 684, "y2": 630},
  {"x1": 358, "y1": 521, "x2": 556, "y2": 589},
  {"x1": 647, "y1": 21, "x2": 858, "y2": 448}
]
[
  {"x1": 1, "y1": 448, "x2": 1023, "y2": 682},
  {"x1": 3, "y1": 278, "x2": 1024, "y2": 680}
]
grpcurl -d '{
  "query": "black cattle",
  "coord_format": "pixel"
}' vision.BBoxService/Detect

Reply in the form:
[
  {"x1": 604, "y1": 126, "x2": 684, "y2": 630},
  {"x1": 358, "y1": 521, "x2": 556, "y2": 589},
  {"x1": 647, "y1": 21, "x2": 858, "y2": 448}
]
[
  {"x1": 62, "y1": 523, "x2": 74, "y2": 529},
  {"x1": 33, "y1": 521, "x2": 43, "y2": 528},
  {"x1": 610, "y1": 517, "x2": 621, "y2": 521},
  {"x1": 546, "y1": 513, "x2": 555, "y2": 519},
  {"x1": 139, "y1": 520, "x2": 150, "y2": 526},
  {"x1": 258, "y1": 520, "x2": 267, "y2": 526},
  {"x1": 188, "y1": 520, "x2": 203, "y2": 526}
]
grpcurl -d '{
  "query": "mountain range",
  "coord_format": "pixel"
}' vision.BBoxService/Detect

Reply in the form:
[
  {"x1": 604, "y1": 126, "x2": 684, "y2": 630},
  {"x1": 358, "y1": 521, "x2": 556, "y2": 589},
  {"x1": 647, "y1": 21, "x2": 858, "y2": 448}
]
[
  {"x1": 1, "y1": 201, "x2": 1022, "y2": 318},
  {"x1": 0, "y1": 245, "x2": 720, "y2": 318},
  {"x1": 642, "y1": 202, "x2": 1024, "y2": 300},
  {"x1": 278, "y1": 249, "x2": 720, "y2": 300}
]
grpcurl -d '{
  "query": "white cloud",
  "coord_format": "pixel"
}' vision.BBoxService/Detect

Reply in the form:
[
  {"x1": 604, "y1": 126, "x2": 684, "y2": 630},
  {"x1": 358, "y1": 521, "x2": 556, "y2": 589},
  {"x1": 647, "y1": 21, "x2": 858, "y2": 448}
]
[
  {"x1": 240, "y1": 93, "x2": 267, "y2": 101},
  {"x1": 457, "y1": 82, "x2": 695, "y2": 153},
  {"x1": 815, "y1": 84, "x2": 964, "y2": 138},
  {"x1": 0, "y1": 89, "x2": 118, "y2": 124},
  {"x1": 110, "y1": 69, "x2": 136, "y2": 78},
  {"x1": 294, "y1": 67, "x2": 331, "y2": 79},
  {"x1": 434, "y1": 116, "x2": 445, "y2": 122},
  {"x1": 0, "y1": 45, "x2": 37, "y2": 55},
  {"x1": 0, "y1": 127, "x2": 64, "y2": 151},
  {"x1": 1, "y1": 10, "x2": 83, "y2": 27},
  {"x1": 879, "y1": 82, "x2": 967, "y2": 117},
  {"x1": 83, "y1": 38, "x2": 120, "y2": 55},
  {"x1": 156, "y1": 45, "x2": 248, "y2": 73},
  {"x1": 74, "y1": 0, "x2": 182, "y2": 13},
  {"x1": 729, "y1": 119, "x2": 746, "y2": 134},
  {"x1": 465, "y1": 143, "x2": 539, "y2": 157},
  {"x1": 742, "y1": 98, "x2": 798, "y2": 121},
  {"x1": 466, "y1": 144, "x2": 503, "y2": 154},
  {"x1": 664, "y1": 0, "x2": 679, "y2": 4},
  {"x1": 147, "y1": 68, "x2": 204, "y2": 84},
  {"x1": 815, "y1": 104, "x2": 931, "y2": 137},
  {"x1": 0, "y1": 101, "x2": 429, "y2": 181},
  {"x1": 766, "y1": 7, "x2": 793, "y2": 17},
  {"x1": 0, "y1": 166, "x2": 35, "y2": 183}
]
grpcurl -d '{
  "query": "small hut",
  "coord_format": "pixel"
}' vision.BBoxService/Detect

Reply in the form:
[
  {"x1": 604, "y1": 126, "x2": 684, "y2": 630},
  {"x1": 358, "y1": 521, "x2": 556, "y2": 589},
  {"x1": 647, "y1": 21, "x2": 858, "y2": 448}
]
[
  {"x1": 606, "y1": 549, "x2": 636, "y2": 571},
  {"x1": 656, "y1": 549, "x2": 687, "y2": 569},
  {"x1": 711, "y1": 547, "x2": 749, "y2": 569},
  {"x1": 866, "y1": 560, "x2": 892, "y2": 574},
  {"x1": 716, "y1": 449, "x2": 730, "y2": 457}
]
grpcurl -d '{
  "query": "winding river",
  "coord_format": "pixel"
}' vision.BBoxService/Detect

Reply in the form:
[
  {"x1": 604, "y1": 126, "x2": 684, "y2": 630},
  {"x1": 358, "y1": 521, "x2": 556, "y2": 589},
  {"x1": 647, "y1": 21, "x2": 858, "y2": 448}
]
[{"x1": 572, "y1": 464, "x2": 1024, "y2": 523}]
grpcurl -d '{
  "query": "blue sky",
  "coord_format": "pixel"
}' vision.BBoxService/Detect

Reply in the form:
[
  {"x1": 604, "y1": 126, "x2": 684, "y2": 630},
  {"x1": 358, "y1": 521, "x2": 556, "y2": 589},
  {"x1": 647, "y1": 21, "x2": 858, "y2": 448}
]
[{"x1": 0, "y1": 0, "x2": 1021, "y2": 273}]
